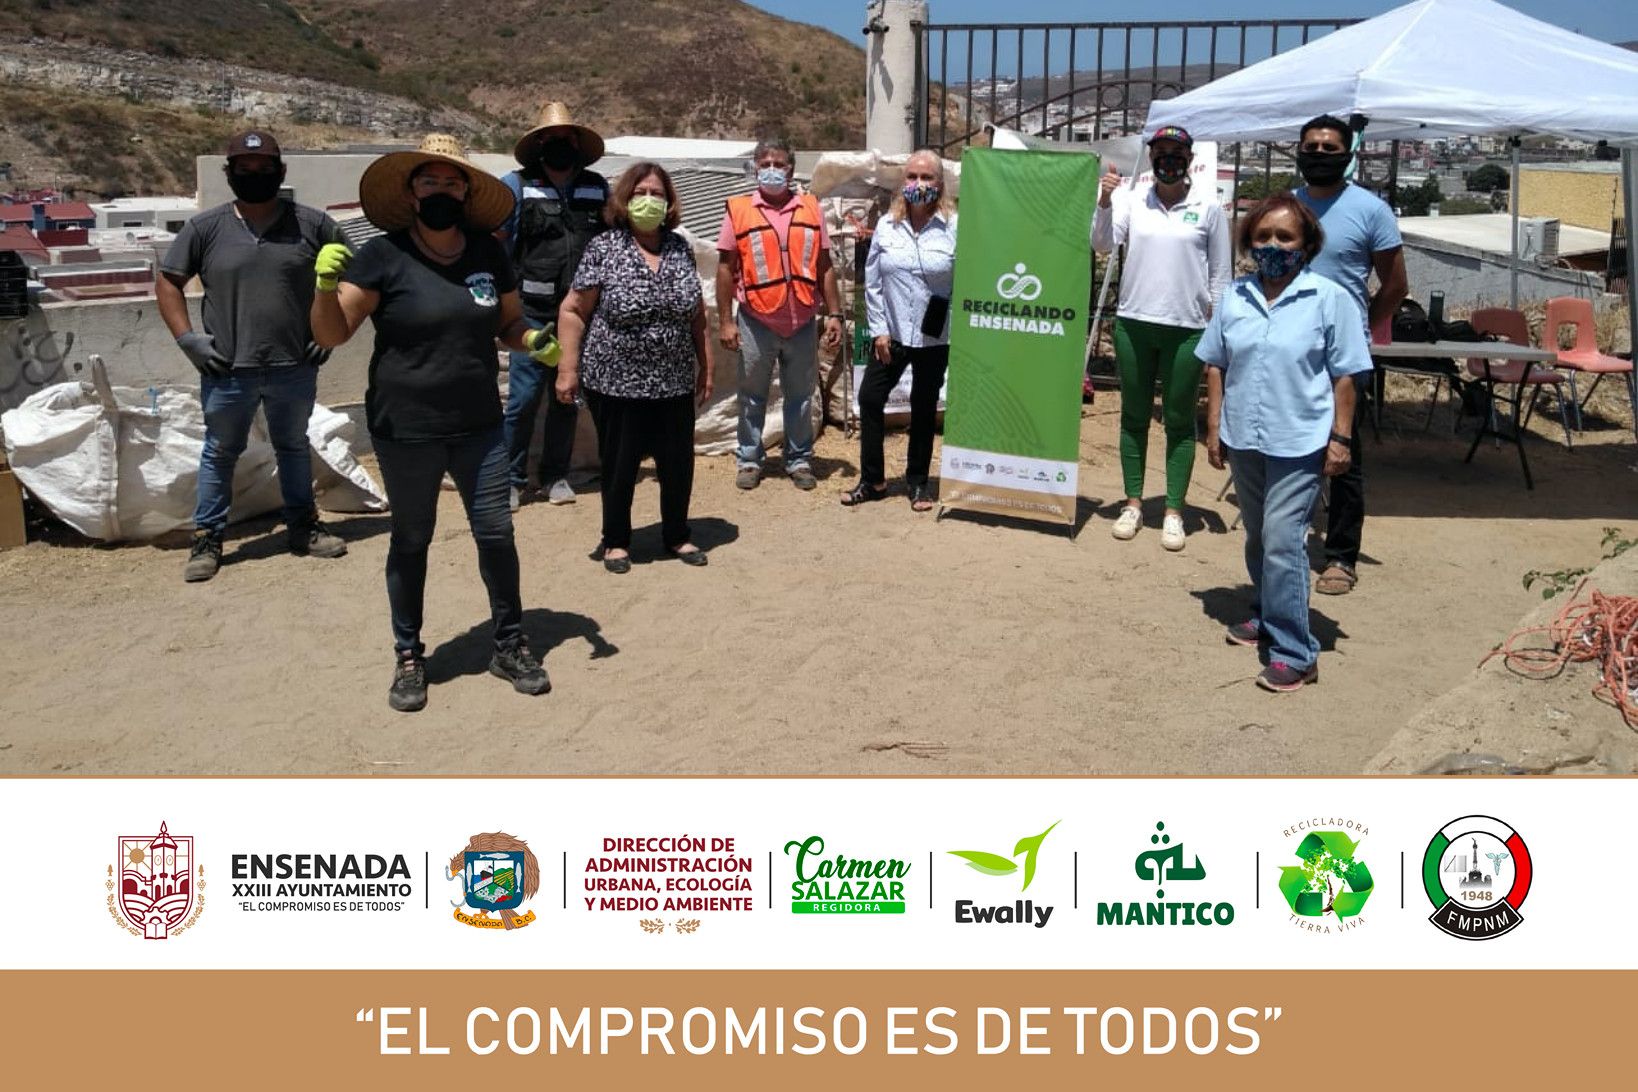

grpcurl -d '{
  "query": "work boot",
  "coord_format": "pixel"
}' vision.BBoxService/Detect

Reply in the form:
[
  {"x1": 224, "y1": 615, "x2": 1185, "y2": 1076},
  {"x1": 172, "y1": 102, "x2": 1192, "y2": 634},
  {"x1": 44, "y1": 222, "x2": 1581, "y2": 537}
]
[
  {"x1": 288, "y1": 511, "x2": 347, "y2": 558},
  {"x1": 183, "y1": 529, "x2": 223, "y2": 583},
  {"x1": 388, "y1": 650, "x2": 428, "y2": 713},
  {"x1": 490, "y1": 639, "x2": 552, "y2": 695}
]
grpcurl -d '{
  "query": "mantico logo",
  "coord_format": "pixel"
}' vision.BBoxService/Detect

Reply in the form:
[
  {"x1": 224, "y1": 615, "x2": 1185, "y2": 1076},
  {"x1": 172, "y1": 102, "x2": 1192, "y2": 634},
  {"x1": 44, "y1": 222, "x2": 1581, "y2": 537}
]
[
  {"x1": 784, "y1": 835, "x2": 909, "y2": 915},
  {"x1": 1276, "y1": 822, "x2": 1374, "y2": 935},
  {"x1": 1422, "y1": 815, "x2": 1532, "y2": 940},
  {"x1": 962, "y1": 263, "x2": 1074, "y2": 338},
  {"x1": 949, "y1": 820, "x2": 1058, "y2": 928},
  {"x1": 1096, "y1": 821, "x2": 1235, "y2": 926}
]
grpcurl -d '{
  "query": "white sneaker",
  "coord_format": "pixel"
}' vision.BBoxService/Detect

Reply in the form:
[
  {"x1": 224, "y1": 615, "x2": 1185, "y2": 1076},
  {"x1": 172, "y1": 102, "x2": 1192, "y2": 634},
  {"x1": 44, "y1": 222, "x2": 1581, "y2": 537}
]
[
  {"x1": 1111, "y1": 505, "x2": 1142, "y2": 541},
  {"x1": 1161, "y1": 513, "x2": 1187, "y2": 552},
  {"x1": 546, "y1": 478, "x2": 576, "y2": 505},
  {"x1": 508, "y1": 486, "x2": 521, "y2": 513}
]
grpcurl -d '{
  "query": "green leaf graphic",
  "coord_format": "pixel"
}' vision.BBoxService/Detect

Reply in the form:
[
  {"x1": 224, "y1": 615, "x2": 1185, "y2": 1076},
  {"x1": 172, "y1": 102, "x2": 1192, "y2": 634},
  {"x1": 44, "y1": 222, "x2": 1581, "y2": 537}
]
[
  {"x1": 948, "y1": 850, "x2": 1018, "y2": 876},
  {"x1": 1013, "y1": 820, "x2": 1060, "y2": 892}
]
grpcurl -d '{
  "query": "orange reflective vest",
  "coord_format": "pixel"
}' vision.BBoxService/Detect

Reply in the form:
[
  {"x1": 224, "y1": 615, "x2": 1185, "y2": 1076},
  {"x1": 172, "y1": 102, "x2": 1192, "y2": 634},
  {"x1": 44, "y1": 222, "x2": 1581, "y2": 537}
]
[{"x1": 728, "y1": 193, "x2": 823, "y2": 314}]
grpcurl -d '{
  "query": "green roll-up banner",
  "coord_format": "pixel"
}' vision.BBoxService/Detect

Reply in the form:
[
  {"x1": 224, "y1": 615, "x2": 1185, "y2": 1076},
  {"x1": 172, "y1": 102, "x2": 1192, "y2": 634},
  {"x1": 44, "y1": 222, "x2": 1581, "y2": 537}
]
[{"x1": 941, "y1": 147, "x2": 1097, "y2": 526}]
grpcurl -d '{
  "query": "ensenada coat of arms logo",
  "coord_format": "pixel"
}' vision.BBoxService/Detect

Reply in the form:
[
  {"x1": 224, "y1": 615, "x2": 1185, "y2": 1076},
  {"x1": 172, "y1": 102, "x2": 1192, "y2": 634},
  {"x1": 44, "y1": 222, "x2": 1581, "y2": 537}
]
[{"x1": 108, "y1": 821, "x2": 205, "y2": 940}]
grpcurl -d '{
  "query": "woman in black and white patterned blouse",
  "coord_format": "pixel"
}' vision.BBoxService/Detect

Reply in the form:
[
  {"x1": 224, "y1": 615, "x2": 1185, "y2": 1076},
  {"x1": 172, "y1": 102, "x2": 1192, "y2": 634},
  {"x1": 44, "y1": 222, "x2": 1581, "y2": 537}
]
[{"x1": 556, "y1": 162, "x2": 713, "y2": 573}]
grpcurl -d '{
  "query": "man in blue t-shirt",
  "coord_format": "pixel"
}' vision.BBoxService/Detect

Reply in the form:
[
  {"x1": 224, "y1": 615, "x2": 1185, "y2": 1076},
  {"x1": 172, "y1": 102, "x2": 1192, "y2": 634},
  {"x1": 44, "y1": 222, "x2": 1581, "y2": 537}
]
[{"x1": 1293, "y1": 115, "x2": 1408, "y2": 597}]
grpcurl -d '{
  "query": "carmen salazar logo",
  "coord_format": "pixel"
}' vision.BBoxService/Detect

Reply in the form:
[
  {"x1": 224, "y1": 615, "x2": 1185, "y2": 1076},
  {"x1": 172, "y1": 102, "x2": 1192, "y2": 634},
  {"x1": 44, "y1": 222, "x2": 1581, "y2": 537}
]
[
  {"x1": 1422, "y1": 815, "x2": 1532, "y2": 940},
  {"x1": 948, "y1": 820, "x2": 1058, "y2": 928},
  {"x1": 784, "y1": 834, "x2": 909, "y2": 914},
  {"x1": 108, "y1": 821, "x2": 204, "y2": 940},
  {"x1": 1095, "y1": 821, "x2": 1235, "y2": 926},
  {"x1": 446, "y1": 831, "x2": 539, "y2": 931}
]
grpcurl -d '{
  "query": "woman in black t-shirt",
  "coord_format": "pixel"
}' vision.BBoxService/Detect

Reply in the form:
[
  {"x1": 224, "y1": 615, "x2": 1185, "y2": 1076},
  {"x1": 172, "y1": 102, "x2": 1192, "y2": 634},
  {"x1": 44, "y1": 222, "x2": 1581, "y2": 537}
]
[
  {"x1": 557, "y1": 162, "x2": 714, "y2": 574},
  {"x1": 311, "y1": 134, "x2": 561, "y2": 714}
]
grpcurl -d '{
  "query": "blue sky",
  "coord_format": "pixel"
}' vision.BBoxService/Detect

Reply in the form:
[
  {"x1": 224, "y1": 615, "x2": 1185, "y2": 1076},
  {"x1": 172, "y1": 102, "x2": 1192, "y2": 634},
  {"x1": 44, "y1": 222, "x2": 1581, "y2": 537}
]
[{"x1": 745, "y1": 0, "x2": 1635, "y2": 47}]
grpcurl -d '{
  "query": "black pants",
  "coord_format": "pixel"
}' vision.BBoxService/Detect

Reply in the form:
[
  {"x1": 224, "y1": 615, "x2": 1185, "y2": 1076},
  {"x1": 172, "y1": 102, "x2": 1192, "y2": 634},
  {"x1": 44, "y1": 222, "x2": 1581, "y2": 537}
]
[
  {"x1": 583, "y1": 390, "x2": 696, "y2": 552},
  {"x1": 857, "y1": 343, "x2": 949, "y2": 487},
  {"x1": 1323, "y1": 385, "x2": 1365, "y2": 568},
  {"x1": 373, "y1": 427, "x2": 522, "y2": 656}
]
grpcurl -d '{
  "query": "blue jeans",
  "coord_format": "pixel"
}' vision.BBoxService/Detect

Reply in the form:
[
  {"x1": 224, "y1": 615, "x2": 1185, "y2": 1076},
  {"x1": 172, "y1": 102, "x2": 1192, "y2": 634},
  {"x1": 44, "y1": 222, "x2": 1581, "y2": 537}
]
[
  {"x1": 193, "y1": 365, "x2": 318, "y2": 534},
  {"x1": 1226, "y1": 446, "x2": 1325, "y2": 670},
  {"x1": 504, "y1": 329, "x2": 579, "y2": 490},
  {"x1": 372, "y1": 427, "x2": 522, "y2": 656},
  {"x1": 736, "y1": 312, "x2": 816, "y2": 469}
]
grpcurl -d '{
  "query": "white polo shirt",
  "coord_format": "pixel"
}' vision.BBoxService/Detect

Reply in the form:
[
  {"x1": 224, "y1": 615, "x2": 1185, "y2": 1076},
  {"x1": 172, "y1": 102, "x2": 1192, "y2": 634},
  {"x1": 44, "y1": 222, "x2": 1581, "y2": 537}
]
[{"x1": 1092, "y1": 181, "x2": 1232, "y2": 330}]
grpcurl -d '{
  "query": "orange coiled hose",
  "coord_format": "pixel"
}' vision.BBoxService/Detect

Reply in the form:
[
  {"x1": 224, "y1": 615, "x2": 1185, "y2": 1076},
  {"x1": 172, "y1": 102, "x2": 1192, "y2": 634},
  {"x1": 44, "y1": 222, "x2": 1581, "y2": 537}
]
[{"x1": 1479, "y1": 581, "x2": 1638, "y2": 727}]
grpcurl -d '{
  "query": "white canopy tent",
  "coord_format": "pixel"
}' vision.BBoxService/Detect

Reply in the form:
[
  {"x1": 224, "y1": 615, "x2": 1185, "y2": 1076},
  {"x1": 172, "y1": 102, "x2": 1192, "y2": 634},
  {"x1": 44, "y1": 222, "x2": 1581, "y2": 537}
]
[{"x1": 1144, "y1": 0, "x2": 1638, "y2": 435}]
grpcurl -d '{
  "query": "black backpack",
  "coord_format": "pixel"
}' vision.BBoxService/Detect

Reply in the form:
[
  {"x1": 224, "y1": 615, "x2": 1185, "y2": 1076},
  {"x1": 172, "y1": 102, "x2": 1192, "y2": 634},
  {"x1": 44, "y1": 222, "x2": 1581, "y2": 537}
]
[{"x1": 1392, "y1": 298, "x2": 1434, "y2": 343}]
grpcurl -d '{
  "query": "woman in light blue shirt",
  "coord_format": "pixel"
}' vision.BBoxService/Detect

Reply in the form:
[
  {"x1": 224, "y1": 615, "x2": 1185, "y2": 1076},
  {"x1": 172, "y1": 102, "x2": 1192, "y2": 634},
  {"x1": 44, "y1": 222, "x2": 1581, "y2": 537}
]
[
  {"x1": 1197, "y1": 193, "x2": 1373, "y2": 692},
  {"x1": 843, "y1": 148, "x2": 956, "y2": 512}
]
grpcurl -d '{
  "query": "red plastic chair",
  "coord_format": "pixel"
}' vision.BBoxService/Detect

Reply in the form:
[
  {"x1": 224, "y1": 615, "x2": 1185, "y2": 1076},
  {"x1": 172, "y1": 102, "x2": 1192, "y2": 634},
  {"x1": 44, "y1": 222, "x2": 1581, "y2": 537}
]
[
  {"x1": 1466, "y1": 307, "x2": 1571, "y2": 449},
  {"x1": 1543, "y1": 296, "x2": 1636, "y2": 438}
]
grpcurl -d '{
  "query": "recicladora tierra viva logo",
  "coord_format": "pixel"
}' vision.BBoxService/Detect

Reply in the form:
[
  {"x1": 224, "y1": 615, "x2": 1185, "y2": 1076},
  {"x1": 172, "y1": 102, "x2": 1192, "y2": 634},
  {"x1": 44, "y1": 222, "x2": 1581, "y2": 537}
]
[{"x1": 784, "y1": 835, "x2": 909, "y2": 914}]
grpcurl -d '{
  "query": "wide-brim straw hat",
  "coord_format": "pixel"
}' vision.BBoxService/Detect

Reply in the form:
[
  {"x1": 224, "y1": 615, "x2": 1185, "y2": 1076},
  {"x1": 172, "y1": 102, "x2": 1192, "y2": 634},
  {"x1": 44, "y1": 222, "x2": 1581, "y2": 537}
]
[
  {"x1": 359, "y1": 133, "x2": 515, "y2": 234},
  {"x1": 513, "y1": 102, "x2": 606, "y2": 167}
]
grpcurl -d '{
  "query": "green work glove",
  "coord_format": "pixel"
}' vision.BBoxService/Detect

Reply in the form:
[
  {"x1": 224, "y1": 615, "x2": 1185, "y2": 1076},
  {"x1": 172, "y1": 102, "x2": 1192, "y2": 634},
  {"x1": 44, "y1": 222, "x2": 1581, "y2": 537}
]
[
  {"x1": 524, "y1": 324, "x2": 561, "y2": 367},
  {"x1": 314, "y1": 242, "x2": 354, "y2": 293}
]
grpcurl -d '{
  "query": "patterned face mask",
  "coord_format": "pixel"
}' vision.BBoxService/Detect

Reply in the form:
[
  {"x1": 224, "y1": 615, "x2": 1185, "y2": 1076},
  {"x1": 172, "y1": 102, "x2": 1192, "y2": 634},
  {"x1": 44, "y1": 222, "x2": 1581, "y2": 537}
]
[
  {"x1": 1250, "y1": 244, "x2": 1305, "y2": 281},
  {"x1": 902, "y1": 181, "x2": 940, "y2": 205}
]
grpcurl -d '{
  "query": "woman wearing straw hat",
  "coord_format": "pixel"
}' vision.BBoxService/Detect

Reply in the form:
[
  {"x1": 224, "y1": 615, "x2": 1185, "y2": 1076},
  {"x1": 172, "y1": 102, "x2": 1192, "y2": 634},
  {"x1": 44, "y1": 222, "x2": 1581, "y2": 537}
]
[
  {"x1": 310, "y1": 133, "x2": 560, "y2": 713},
  {"x1": 556, "y1": 162, "x2": 713, "y2": 574}
]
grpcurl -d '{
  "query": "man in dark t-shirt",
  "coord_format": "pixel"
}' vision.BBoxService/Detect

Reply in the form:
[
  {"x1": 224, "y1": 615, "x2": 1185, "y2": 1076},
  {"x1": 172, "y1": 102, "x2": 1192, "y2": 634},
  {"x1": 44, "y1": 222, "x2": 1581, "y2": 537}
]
[{"x1": 157, "y1": 129, "x2": 348, "y2": 583}]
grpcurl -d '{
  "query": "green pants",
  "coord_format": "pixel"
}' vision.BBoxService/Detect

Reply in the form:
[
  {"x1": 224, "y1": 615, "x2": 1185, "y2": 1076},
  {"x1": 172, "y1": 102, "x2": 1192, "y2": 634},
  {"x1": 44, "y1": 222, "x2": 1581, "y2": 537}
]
[{"x1": 1114, "y1": 317, "x2": 1204, "y2": 510}]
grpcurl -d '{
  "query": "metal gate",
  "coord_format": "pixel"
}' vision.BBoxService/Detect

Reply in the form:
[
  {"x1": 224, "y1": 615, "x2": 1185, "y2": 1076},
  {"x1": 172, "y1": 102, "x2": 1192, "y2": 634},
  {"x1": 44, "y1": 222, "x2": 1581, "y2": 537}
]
[{"x1": 916, "y1": 18, "x2": 1361, "y2": 156}]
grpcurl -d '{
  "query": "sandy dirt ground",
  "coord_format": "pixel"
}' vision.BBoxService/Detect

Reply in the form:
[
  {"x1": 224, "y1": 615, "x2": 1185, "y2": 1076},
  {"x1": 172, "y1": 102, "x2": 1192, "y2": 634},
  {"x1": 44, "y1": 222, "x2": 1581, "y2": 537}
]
[{"x1": 2, "y1": 378, "x2": 1635, "y2": 776}]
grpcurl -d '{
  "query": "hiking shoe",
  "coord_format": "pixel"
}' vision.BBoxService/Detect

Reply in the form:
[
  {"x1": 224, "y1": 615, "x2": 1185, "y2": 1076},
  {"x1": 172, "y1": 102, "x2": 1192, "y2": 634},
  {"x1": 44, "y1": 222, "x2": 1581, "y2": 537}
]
[
  {"x1": 1224, "y1": 620, "x2": 1262, "y2": 647},
  {"x1": 546, "y1": 478, "x2": 576, "y2": 505},
  {"x1": 1257, "y1": 660, "x2": 1319, "y2": 692},
  {"x1": 490, "y1": 640, "x2": 551, "y2": 695},
  {"x1": 183, "y1": 530, "x2": 223, "y2": 583},
  {"x1": 789, "y1": 466, "x2": 817, "y2": 491},
  {"x1": 288, "y1": 514, "x2": 347, "y2": 558},
  {"x1": 736, "y1": 465, "x2": 762, "y2": 490},
  {"x1": 1161, "y1": 513, "x2": 1187, "y2": 552},
  {"x1": 388, "y1": 650, "x2": 427, "y2": 712},
  {"x1": 1111, "y1": 505, "x2": 1142, "y2": 541}
]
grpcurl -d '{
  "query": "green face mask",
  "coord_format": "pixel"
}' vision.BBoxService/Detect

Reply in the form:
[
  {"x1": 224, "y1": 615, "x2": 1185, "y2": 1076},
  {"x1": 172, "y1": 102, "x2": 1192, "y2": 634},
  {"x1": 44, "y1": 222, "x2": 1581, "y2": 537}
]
[{"x1": 628, "y1": 195, "x2": 667, "y2": 231}]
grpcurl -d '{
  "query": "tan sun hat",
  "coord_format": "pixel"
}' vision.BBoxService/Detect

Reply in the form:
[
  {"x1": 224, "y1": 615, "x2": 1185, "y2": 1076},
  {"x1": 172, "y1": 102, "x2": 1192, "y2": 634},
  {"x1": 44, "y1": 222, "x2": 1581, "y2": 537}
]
[
  {"x1": 513, "y1": 102, "x2": 606, "y2": 167},
  {"x1": 358, "y1": 133, "x2": 516, "y2": 233}
]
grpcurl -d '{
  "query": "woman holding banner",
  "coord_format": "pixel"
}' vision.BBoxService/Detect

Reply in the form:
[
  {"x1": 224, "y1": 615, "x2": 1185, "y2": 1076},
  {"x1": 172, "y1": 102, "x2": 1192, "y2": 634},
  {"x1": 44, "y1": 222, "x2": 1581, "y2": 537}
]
[
  {"x1": 842, "y1": 148, "x2": 956, "y2": 513},
  {"x1": 1092, "y1": 125, "x2": 1231, "y2": 551},
  {"x1": 1199, "y1": 193, "x2": 1372, "y2": 693}
]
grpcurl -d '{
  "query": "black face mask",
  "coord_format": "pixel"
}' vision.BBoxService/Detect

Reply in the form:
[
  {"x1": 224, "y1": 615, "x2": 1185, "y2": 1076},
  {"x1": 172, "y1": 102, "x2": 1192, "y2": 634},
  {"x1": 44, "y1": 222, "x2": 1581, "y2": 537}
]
[
  {"x1": 227, "y1": 170, "x2": 281, "y2": 204},
  {"x1": 1152, "y1": 154, "x2": 1189, "y2": 185},
  {"x1": 540, "y1": 139, "x2": 578, "y2": 172},
  {"x1": 1296, "y1": 149, "x2": 1352, "y2": 187},
  {"x1": 415, "y1": 192, "x2": 465, "y2": 232}
]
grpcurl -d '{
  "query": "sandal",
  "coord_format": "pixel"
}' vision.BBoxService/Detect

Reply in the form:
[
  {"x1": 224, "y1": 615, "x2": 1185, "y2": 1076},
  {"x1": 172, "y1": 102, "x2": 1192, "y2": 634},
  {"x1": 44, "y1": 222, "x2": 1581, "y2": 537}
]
[
  {"x1": 1314, "y1": 563, "x2": 1357, "y2": 596},
  {"x1": 841, "y1": 481, "x2": 888, "y2": 506},
  {"x1": 909, "y1": 484, "x2": 935, "y2": 512}
]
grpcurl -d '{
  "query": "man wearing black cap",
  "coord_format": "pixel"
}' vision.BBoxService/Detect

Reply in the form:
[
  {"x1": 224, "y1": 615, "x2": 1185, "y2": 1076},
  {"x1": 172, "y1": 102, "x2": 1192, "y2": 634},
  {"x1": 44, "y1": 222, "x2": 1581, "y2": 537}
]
[
  {"x1": 157, "y1": 129, "x2": 348, "y2": 583},
  {"x1": 498, "y1": 102, "x2": 609, "y2": 511}
]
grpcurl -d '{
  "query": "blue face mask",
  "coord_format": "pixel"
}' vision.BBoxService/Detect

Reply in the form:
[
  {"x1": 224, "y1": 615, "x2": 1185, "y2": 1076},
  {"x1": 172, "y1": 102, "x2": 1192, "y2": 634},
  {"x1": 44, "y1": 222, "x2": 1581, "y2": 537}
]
[
  {"x1": 902, "y1": 181, "x2": 939, "y2": 206},
  {"x1": 756, "y1": 166, "x2": 789, "y2": 193},
  {"x1": 1251, "y1": 244, "x2": 1305, "y2": 281}
]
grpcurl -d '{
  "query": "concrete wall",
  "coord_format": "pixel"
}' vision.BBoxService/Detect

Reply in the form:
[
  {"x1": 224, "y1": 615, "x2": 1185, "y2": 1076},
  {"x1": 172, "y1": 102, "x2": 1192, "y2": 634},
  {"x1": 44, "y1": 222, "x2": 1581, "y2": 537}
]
[
  {"x1": 1517, "y1": 167, "x2": 1623, "y2": 231},
  {"x1": 197, "y1": 152, "x2": 524, "y2": 213},
  {"x1": 0, "y1": 296, "x2": 373, "y2": 415},
  {"x1": 1402, "y1": 241, "x2": 1605, "y2": 311}
]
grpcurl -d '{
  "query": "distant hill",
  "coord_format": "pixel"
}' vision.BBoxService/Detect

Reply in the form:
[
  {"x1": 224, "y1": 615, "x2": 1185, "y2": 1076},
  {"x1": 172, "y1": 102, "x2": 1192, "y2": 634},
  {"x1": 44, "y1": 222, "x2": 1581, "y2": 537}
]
[{"x1": 0, "y1": 0, "x2": 864, "y2": 197}]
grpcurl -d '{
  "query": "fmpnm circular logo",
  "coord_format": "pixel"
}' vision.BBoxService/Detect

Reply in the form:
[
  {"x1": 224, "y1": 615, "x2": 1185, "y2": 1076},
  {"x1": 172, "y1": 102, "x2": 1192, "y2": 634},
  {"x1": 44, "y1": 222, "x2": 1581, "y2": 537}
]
[{"x1": 1421, "y1": 815, "x2": 1532, "y2": 940}]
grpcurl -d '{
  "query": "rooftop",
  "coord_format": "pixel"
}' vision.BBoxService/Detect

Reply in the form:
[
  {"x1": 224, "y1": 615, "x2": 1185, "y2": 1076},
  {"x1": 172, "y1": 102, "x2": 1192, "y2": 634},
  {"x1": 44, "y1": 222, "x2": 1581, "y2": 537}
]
[{"x1": 1398, "y1": 213, "x2": 1609, "y2": 258}]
